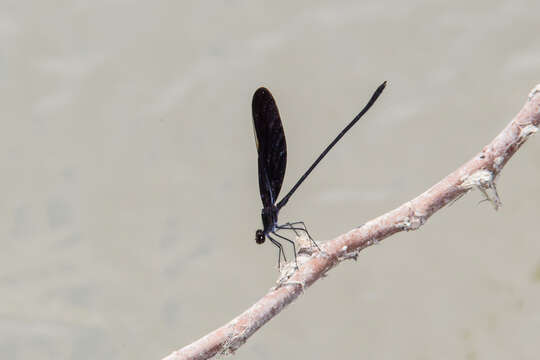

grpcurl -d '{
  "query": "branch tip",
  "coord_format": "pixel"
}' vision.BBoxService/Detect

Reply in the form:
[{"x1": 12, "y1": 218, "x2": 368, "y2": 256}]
[{"x1": 528, "y1": 84, "x2": 540, "y2": 101}]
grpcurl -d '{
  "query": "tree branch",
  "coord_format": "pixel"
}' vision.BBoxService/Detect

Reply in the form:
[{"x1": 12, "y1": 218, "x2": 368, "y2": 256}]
[{"x1": 162, "y1": 84, "x2": 540, "y2": 360}]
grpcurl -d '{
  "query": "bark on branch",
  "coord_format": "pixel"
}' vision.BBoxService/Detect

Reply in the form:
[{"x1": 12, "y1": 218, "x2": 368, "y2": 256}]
[{"x1": 162, "y1": 84, "x2": 540, "y2": 360}]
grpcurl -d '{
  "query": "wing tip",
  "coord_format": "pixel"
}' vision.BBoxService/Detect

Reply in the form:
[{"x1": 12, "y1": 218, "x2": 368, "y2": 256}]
[{"x1": 253, "y1": 86, "x2": 272, "y2": 100}]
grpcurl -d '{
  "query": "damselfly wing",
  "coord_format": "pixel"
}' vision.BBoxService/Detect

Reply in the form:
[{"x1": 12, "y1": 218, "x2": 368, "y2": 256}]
[{"x1": 252, "y1": 88, "x2": 287, "y2": 213}]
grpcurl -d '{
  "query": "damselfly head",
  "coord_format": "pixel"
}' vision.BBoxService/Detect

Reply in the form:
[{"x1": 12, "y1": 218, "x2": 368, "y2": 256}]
[{"x1": 255, "y1": 229, "x2": 265, "y2": 244}]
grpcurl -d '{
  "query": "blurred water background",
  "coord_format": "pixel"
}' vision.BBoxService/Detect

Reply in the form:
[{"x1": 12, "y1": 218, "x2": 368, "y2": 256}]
[{"x1": 1, "y1": 1, "x2": 540, "y2": 359}]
